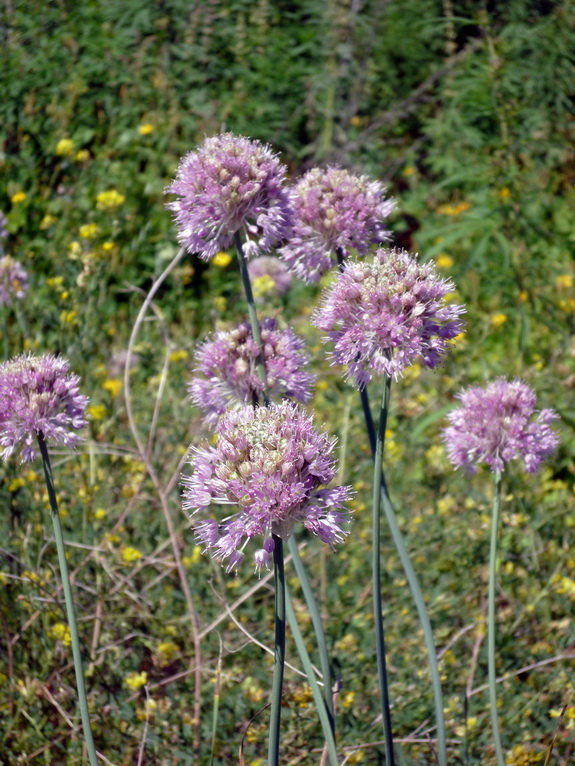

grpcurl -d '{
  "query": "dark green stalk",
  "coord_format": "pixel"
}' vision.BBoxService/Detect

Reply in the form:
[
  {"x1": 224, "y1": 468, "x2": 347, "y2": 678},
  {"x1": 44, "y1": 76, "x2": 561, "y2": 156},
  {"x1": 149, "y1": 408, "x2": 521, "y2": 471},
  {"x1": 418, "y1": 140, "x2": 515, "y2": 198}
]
[
  {"x1": 285, "y1": 587, "x2": 339, "y2": 766},
  {"x1": 233, "y1": 231, "x2": 269, "y2": 405},
  {"x1": 488, "y1": 472, "x2": 505, "y2": 766},
  {"x1": 37, "y1": 433, "x2": 99, "y2": 766},
  {"x1": 287, "y1": 537, "x2": 333, "y2": 730},
  {"x1": 268, "y1": 535, "x2": 286, "y2": 766},
  {"x1": 372, "y1": 375, "x2": 395, "y2": 766}
]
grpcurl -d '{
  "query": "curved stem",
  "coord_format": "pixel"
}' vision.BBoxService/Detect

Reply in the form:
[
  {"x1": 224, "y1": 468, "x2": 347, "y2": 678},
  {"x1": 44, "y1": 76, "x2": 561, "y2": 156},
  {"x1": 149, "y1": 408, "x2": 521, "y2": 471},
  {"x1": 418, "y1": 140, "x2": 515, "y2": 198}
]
[
  {"x1": 372, "y1": 376, "x2": 395, "y2": 766},
  {"x1": 37, "y1": 433, "x2": 99, "y2": 766},
  {"x1": 285, "y1": 586, "x2": 339, "y2": 766},
  {"x1": 287, "y1": 537, "x2": 333, "y2": 731},
  {"x1": 488, "y1": 472, "x2": 505, "y2": 766},
  {"x1": 268, "y1": 535, "x2": 286, "y2": 766}
]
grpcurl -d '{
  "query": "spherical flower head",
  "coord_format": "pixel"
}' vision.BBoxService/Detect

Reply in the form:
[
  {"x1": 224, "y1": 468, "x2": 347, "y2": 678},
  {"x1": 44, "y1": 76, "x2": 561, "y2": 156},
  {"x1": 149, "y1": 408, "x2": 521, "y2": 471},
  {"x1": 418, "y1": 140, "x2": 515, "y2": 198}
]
[
  {"x1": 247, "y1": 256, "x2": 293, "y2": 298},
  {"x1": 313, "y1": 248, "x2": 465, "y2": 388},
  {"x1": 0, "y1": 256, "x2": 29, "y2": 307},
  {"x1": 0, "y1": 353, "x2": 89, "y2": 462},
  {"x1": 182, "y1": 402, "x2": 353, "y2": 572},
  {"x1": 442, "y1": 378, "x2": 559, "y2": 475},
  {"x1": 279, "y1": 166, "x2": 396, "y2": 284},
  {"x1": 189, "y1": 318, "x2": 315, "y2": 426},
  {"x1": 166, "y1": 133, "x2": 293, "y2": 261}
]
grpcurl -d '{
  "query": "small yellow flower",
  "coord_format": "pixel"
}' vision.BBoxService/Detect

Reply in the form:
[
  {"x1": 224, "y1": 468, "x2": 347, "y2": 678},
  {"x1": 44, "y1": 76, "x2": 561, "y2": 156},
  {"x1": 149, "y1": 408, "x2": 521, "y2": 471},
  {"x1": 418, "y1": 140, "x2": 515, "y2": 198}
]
[
  {"x1": 40, "y1": 214, "x2": 57, "y2": 230},
  {"x1": 556, "y1": 274, "x2": 573, "y2": 290},
  {"x1": 79, "y1": 223, "x2": 99, "y2": 239},
  {"x1": 94, "y1": 508, "x2": 107, "y2": 521},
  {"x1": 499, "y1": 187, "x2": 511, "y2": 200},
  {"x1": 102, "y1": 241, "x2": 115, "y2": 252},
  {"x1": 436, "y1": 253, "x2": 454, "y2": 269},
  {"x1": 213, "y1": 296, "x2": 227, "y2": 312},
  {"x1": 403, "y1": 165, "x2": 415, "y2": 176},
  {"x1": 213, "y1": 251, "x2": 232, "y2": 268},
  {"x1": 122, "y1": 546, "x2": 143, "y2": 564},
  {"x1": 60, "y1": 310, "x2": 78, "y2": 325},
  {"x1": 491, "y1": 313, "x2": 508, "y2": 329},
  {"x1": 8, "y1": 477, "x2": 25, "y2": 492},
  {"x1": 252, "y1": 274, "x2": 276, "y2": 297},
  {"x1": 11, "y1": 191, "x2": 26, "y2": 204},
  {"x1": 55, "y1": 138, "x2": 75, "y2": 156},
  {"x1": 349, "y1": 115, "x2": 363, "y2": 127},
  {"x1": 96, "y1": 190, "x2": 126, "y2": 210},
  {"x1": 75, "y1": 149, "x2": 90, "y2": 163},
  {"x1": 88, "y1": 404, "x2": 107, "y2": 420},
  {"x1": 102, "y1": 378, "x2": 122, "y2": 397},
  {"x1": 49, "y1": 622, "x2": 72, "y2": 646},
  {"x1": 156, "y1": 641, "x2": 179, "y2": 665},
  {"x1": 169, "y1": 350, "x2": 189, "y2": 362},
  {"x1": 519, "y1": 290, "x2": 529, "y2": 303},
  {"x1": 125, "y1": 671, "x2": 148, "y2": 691},
  {"x1": 341, "y1": 691, "x2": 355, "y2": 708},
  {"x1": 138, "y1": 123, "x2": 155, "y2": 136}
]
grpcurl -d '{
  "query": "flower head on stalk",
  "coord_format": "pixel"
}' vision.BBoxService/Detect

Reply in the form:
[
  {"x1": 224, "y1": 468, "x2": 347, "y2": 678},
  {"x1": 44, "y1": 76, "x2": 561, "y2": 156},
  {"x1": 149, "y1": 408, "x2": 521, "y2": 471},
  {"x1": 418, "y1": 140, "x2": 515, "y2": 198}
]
[
  {"x1": 182, "y1": 402, "x2": 353, "y2": 572},
  {"x1": 247, "y1": 256, "x2": 293, "y2": 298},
  {"x1": 279, "y1": 167, "x2": 395, "y2": 283},
  {"x1": 0, "y1": 353, "x2": 89, "y2": 462},
  {"x1": 189, "y1": 318, "x2": 315, "y2": 426},
  {"x1": 313, "y1": 248, "x2": 465, "y2": 388},
  {"x1": 0, "y1": 256, "x2": 29, "y2": 306},
  {"x1": 442, "y1": 378, "x2": 559, "y2": 475},
  {"x1": 166, "y1": 133, "x2": 292, "y2": 260}
]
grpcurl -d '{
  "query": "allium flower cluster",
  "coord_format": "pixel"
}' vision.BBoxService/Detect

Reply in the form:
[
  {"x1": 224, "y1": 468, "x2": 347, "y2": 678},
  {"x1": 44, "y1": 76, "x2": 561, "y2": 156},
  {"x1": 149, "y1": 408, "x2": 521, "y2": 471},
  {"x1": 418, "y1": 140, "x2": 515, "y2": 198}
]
[
  {"x1": 279, "y1": 166, "x2": 395, "y2": 284},
  {"x1": 247, "y1": 256, "x2": 293, "y2": 297},
  {"x1": 182, "y1": 402, "x2": 353, "y2": 572},
  {"x1": 0, "y1": 353, "x2": 89, "y2": 462},
  {"x1": 166, "y1": 133, "x2": 292, "y2": 260},
  {"x1": 313, "y1": 248, "x2": 465, "y2": 388},
  {"x1": 0, "y1": 256, "x2": 28, "y2": 306},
  {"x1": 442, "y1": 378, "x2": 559, "y2": 475},
  {"x1": 189, "y1": 318, "x2": 315, "y2": 425}
]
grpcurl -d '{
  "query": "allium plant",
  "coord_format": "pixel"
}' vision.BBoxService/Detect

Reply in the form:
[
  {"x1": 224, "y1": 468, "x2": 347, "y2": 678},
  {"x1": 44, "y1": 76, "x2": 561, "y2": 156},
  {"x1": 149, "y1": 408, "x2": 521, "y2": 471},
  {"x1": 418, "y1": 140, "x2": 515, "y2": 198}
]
[
  {"x1": 247, "y1": 255, "x2": 293, "y2": 297},
  {"x1": 279, "y1": 166, "x2": 395, "y2": 283},
  {"x1": 313, "y1": 248, "x2": 465, "y2": 388},
  {"x1": 443, "y1": 378, "x2": 559, "y2": 475},
  {"x1": 443, "y1": 379, "x2": 558, "y2": 766},
  {"x1": 0, "y1": 353, "x2": 88, "y2": 462},
  {"x1": 189, "y1": 318, "x2": 315, "y2": 425},
  {"x1": 182, "y1": 401, "x2": 352, "y2": 573},
  {"x1": 0, "y1": 255, "x2": 29, "y2": 306},
  {"x1": 166, "y1": 133, "x2": 292, "y2": 260}
]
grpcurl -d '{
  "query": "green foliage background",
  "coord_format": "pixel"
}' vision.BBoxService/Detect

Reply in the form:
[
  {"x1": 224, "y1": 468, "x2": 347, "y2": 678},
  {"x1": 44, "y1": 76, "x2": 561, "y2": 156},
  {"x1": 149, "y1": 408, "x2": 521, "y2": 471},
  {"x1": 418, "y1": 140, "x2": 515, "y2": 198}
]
[{"x1": 1, "y1": 1, "x2": 574, "y2": 763}]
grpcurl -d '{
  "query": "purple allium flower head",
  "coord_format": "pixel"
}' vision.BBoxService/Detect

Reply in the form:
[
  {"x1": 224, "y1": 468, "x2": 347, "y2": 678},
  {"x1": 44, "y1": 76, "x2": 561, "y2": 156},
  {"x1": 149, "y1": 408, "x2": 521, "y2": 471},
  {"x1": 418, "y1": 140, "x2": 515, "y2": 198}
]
[
  {"x1": 182, "y1": 401, "x2": 353, "y2": 572},
  {"x1": 442, "y1": 378, "x2": 559, "y2": 475},
  {"x1": 313, "y1": 248, "x2": 465, "y2": 388},
  {"x1": 0, "y1": 212, "x2": 7, "y2": 241},
  {"x1": 0, "y1": 353, "x2": 89, "y2": 462},
  {"x1": 0, "y1": 256, "x2": 29, "y2": 306},
  {"x1": 166, "y1": 133, "x2": 293, "y2": 261},
  {"x1": 189, "y1": 317, "x2": 315, "y2": 426},
  {"x1": 279, "y1": 166, "x2": 395, "y2": 284},
  {"x1": 247, "y1": 256, "x2": 293, "y2": 298}
]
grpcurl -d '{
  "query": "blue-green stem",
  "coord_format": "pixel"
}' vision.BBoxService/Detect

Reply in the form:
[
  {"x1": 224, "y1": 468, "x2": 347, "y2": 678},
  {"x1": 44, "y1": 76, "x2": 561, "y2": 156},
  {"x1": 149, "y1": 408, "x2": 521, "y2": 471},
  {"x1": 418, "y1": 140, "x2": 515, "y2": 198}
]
[
  {"x1": 359, "y1": 382, "x2": 447, "y2": 766},
  {"x1": 233, "y1": 231, "x2": 269, "y2": 406},
  {"x1": 287, "y1": 537, "x2": 333, "y2": 731},
  {"x1": 372, "y1": 375, "x2": 395, "y2": 766},
  {"x1": 488, "y1": 472, "x2": 505, "y2": 766},
  {"x1": 268, "y1": 534, "x2": 286, "y2": 766},
  {"x1": 285, "y1": 587, "x2": 339, "y2": 766},
  {"x1": 37, "y1": 432, "x2": 99, "y2": 766}
]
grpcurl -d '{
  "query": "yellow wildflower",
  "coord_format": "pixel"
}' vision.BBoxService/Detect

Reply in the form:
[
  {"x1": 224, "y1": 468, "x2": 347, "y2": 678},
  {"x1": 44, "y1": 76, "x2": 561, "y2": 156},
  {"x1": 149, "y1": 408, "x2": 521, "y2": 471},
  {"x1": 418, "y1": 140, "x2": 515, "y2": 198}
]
[
  {"x1": 138, "y1": 123, "x2": 155, "y2": 135},
  {"x1": 341, "y1": 691, "x2": 355, "y2": 708},
  {"x1": 556, "y1": 274, "x2": 573, "y2": 290},
  {"x1": 40, "y1": 214, "x2": 57, "y2": 230},
  {"x1": 102, "y1": 378, "x2": 122, "y2": 397},
  {"x1": 182, "y1": 546, "x2": 202, "y2": 569},
  {"x1": 213, "y1": 296, "x2": 227, "y2": 312},
  {"x1": 49, "y1": 622, "x2": 72, "y2": 646},
  {"x1": 60, "y1": 310, "x2": 78, "y2": 325},
  {"x1": 96, "y1": 190, "x2": 126, "y2": 210},
  {"x1": 519, "y1": 290, "x2": 528, "y2": 303},
  {"x1": 75, "y1": 149, "x2": 90, "y2": 162},
  {"x1": 55, "y1": 138, "x2": 75, "y2": 156},
  {"x1": 94, "y1": 508, "x2": 107, "y2": 521},
  {"x1": 11, "y1": 191, "x2": 26, "y2": 204},
  {"x1": 125, "y1": 671, "x2": 148, "y2": 691},
  {"x1": 499, "y1": 187, "x2": 511, "y2": 200},
  {"x1": 88, "y1": 404, "x2": 107, "y2": 420},
  {"x1": 213, "y1": 251, "x2": 232, "y2": 268},
  {"x1": 349, "y1": 115, "x2": 362, "y2": 127},
  {"x1": 403, "y1": 165, "x2": 415, "y2": 177},
  {"x1": 169, "y1": 350, "x2": 189, "y2": 362},
  {"x1": 68, "y1": 241, "x2": 82, "y2": 259},
  {"x1": 156, "y1": 641, "x2": 179, "y2": 665},
  {"x1": 252, "y1": 274, "x2": 276, "y2": 297},
  {"x1": 436, "y1": 253, "x2": 454, "y2": 269},
  {"x1": 79, "y1": 223, "x2": 99, "y2": 239},
  {"x1": 8, "y1": 477, "x2": 25, "y2": 492},
  {"x1": 102, "y1": 241, "x2": 115, "y2": 252},
  {"x1": 122, "y1": 546, "x2": 143, "y2": 564},
  {"x1": 491, "y1": 313, "x2": 508, "y2": 329}
]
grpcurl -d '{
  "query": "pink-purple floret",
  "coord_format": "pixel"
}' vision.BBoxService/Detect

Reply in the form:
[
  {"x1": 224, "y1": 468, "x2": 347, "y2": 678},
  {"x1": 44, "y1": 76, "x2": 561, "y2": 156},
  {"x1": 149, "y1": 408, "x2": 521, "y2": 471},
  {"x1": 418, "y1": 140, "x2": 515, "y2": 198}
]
[
  {"x1": 0, "y1": 353, "x2": 89, "y2": 462},
  {"x1": 181, "y1": 402, "x2": 353, "y2": 572},
  {"x1": 0, "y1": 256, "x2": 29, "y2": 306},
  {"x1": 313, "y1": 248, "x2": 465, "y2": 388},
  {"x1": 442, "y1": 378, "x2": 559, "y2": 475},
  {"x1": 166, "y1": 133, "x2": 293, "y2": 261}
]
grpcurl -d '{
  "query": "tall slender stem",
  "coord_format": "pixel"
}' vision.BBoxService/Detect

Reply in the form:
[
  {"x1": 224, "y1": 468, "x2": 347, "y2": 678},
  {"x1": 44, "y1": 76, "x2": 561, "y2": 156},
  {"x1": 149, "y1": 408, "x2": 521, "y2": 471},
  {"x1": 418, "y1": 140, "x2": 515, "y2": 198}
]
[
  {"x1": 372, "y1": 376, "x2": 395, "y2": 766},
  {"x1": 233, "y1": 232, "x2": 269, "y2": 405},
  {"x1": 488, "y1": 472, "x2": 505, "y2": 766},
  {"x1": 268, "y1": 535, "x2": 286, "y2": 766},
  {"x1": 287, "y1": 537, "x2": 333, "y2": 730},
  {"x1": 37, "y1": 433, "x2": 99, "y2": 766}
]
